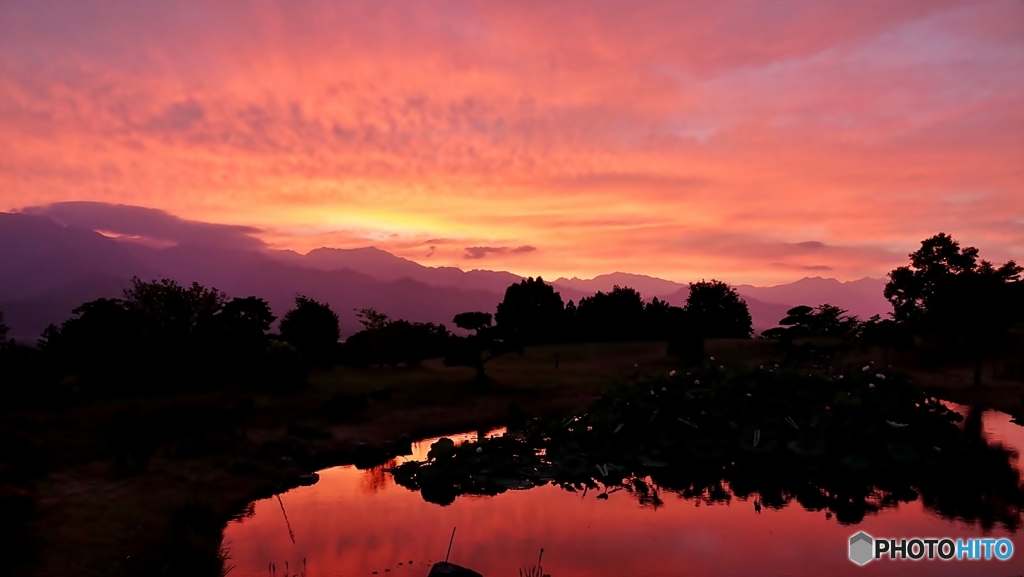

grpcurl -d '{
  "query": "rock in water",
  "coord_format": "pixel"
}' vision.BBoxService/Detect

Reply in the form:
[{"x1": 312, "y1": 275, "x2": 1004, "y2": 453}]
[{"x1": 427, "y1": 562, "x2": 483, "y2": 577}]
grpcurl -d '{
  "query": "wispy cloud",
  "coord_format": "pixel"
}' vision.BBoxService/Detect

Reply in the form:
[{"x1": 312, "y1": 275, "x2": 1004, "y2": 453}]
[
  {"x1": 1, "y1": 1, "x2": 1021, "y2": 283},
  {"x1": 464, "y1": 245, "x2": 537, "y2": 260},
  {"x1": 20, "y1": 201, "x2": 266, "y2": 250}
]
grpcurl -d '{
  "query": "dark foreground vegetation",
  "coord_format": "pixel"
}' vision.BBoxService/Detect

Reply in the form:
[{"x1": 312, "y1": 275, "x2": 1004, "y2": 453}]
[
  {"x1": 393, "y1": 363, "x2": 1023, "y2": 529},
  {"x1": 0, "y1": 232, "x2": 1023, "y2": 576}
]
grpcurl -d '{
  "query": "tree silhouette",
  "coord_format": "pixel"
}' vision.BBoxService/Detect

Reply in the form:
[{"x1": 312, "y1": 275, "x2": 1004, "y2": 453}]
[
  {"x1": 684, "y1": 280, "x2": 752, "y2": 338},
  {"x1": 128, "y1": 278, "x2": 229, "y2": 376},
  {"x1": 220, "y1": 297, "x2": 276, "y2": 333},
  {"x1": 38, "y1": 297, "x2": 139, "y2": 388},
  {"x1": 0, "y1": 309, "x2": 38, "y2": 403},
  {"x1": 885, "y1": 233, "x2": 1023, "y2": 385},
  {"x1": 494, "y1": 277, "x2": 565, "y2": 344},
  {"x1": 659, "y1": 294, "x2": 702, "y2": 364},
  {"x1": 859, "y1": 315, "x2": 913, "y2": 364},
  {"x1": 643, "y1": 296, "x2": 688, "y2": 341},
  {"x1": 768, "y1": 303, "x2": 859, "y2": 340},
  {"x1": 355, "y1": 308, "x2": 392, "y2": 331},
  {"x1": 563, "y1": 300, "x2": 578, "y2": 338},
  {"x1": 453, "y1": 311, "x2": 493, "y2": 333},
  {"x1": 575, "y1": 286, "x2": 646, "y2": 341},
  {"x1": 216, "y1": 296, "x2": 276, "y2": 363},
  {"x1": 36, "y1": 278, "x2": 281, "y2": 394},
  {"x1": 343, "y1": 309, "x2": 450, "y2": 367},
  {"x1": 446, "y1": 311, "x2": 517, "y2": 382},
  {"x1": 279, "y1": 296, "x2": 341, "y2": 365}
]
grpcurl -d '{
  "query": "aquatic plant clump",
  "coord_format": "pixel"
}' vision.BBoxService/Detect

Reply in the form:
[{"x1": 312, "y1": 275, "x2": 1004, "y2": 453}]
[{"x1": 391, "y1": 364, "x2": 1024, "y2": 528}]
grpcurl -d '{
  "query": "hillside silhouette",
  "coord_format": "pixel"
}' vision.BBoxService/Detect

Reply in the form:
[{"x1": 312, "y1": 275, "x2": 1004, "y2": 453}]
[{"x1": 1, "y1": 210, "x2": 889, "y2": 341}]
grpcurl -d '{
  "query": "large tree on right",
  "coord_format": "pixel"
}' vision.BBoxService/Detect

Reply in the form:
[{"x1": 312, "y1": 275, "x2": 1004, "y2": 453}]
[{"x1": 884, "y1": 233, "x2": 1023, "y2": 386}]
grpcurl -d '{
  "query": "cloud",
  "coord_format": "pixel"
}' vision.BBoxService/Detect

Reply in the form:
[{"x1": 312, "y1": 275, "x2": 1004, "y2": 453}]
[
  {"x1": 146, "y1": 100, "x2": 206, "y2": 132},
  {"x1": 464, "y1": 245, "x2": 537, "y2": 259},
  {"x1": 0, "y1": 1, "x2": 1021, "y2": 283},
  {"x1": 463, "y1": 247, "x2": 505, "y2": 259},
  {"x1": 20, "y1": 201, "x2": 266, "y2": 250},
  {"x1": 774, "y1": 262, "x2": 835, "y2": 271}
]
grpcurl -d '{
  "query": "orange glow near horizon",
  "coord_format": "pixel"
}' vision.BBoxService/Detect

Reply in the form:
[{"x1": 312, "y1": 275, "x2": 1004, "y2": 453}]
[{"x1": 1, "y1": 1, "x2": 1022, "y2": 284}]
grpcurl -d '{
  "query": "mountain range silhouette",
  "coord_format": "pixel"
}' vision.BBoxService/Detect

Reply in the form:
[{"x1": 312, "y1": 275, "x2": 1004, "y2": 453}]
[{"x1": 0, "y1": 211, "x2": 889, "y2": 342}]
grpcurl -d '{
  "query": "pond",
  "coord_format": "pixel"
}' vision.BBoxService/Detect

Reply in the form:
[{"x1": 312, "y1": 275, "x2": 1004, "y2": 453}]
[{"x1": 224, "y1": 403, "x2": 1024, "y2": 577}]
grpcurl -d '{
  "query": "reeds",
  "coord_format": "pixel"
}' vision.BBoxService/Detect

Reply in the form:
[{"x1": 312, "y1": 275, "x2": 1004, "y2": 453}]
[
  {"x1": 266, "y1": 558, "x2": 306, "y2": 577},
  {"x1": 519, "y1": 547, "x2": 550, "y2": 577},
  {"x1": 275, "y1": 494, "x2": 296, "y2": 544}
]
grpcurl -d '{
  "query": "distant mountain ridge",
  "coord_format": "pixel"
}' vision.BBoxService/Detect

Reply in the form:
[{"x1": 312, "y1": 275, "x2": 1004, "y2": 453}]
[
  {"x1": 734, "y1": 277, "x2": 889, "y2": 322},
  {"x1": 552, "y1": 273, "x2": 687, "y2": 301},
  {"x1": 269, "y1": 246, "x2": 523, "y2": 293},
  {"x1": 0, "y1": 211, "x2": 892, "y2": 342}
]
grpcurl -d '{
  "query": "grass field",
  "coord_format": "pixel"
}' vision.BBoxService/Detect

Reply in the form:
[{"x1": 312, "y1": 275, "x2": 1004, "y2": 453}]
[{"x1": 8, "y1": 339, "x2": 1024, "y2": 576}]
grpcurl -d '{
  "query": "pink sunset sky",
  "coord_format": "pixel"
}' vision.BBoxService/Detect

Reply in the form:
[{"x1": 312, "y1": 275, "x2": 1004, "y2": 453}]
[{"x1": 1, "y1": 1, "x2": 1021, "y2": 284}]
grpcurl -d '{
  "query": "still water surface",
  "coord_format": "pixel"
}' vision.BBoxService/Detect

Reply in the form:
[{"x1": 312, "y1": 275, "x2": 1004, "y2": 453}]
[{"x1": 224, "y1": 406, "x2": 1024, "y2": 576}]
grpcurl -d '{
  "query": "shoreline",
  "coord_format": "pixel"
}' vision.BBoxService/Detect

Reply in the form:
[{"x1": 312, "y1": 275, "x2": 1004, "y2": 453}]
[{"x1": 11, "y1": 340, "x2": 1024, "y2": 576}]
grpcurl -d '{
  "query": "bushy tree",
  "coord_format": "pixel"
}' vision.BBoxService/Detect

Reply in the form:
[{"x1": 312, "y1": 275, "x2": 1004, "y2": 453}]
[
  {"x1": 124, "y1": 277, "x2": 226, "y2": 337},
  {"x1": 564, "y1": 299, "x2": 578, "y2": 330},
  {"x1": 643, "y1": 297, "x2": 688, "y2": 341},
  {"x1": 38, "y1": 297, "x2": 141, "y2": 389},
  {"x1": 684, "y1": 280, "x2": 752, "y2": 338},
  {"x1": 885, "y1": 233, "x2": 1023, "y2": 385},
  {"x1": 220, "y1": 296, "x2": 276, "y2": 334},
  {"x1": 453, "y1": 311, "x2": 493, "y2": 333},
  {"x1": 216, "y1": 296, "x2": 277, "y2": 362},
  {"x1": 0, "y1": 309, "x2": 9, "y2": 345},
  {"x1": 885, "y1": 234, "x2": 1015, "y2": 323},
  {"x1": 445, "y1": 311, "x2": 517, "y2": 382},
  {"x1": 37, "y1": 279, "x2": 278, "y2": 395},
  {"x1": 279, "y1": 296, "x2": 341, "y2": 365},
  {"x1": 355, "y1": 308, "x2": 392, "y2": 331},
  {"x1": 859, "y1": 315, "x2": 913, "y2": 363},
  {"x1": 765, "y1": 303, "x2": 859, "y2": 340},
  {"x1": 0, "y1": 308, "x2": 48, "y2": 405},
  {"x1": 575, "y1": 286, "x2": 647, "y2": 341},
  {"x1": 494, "y1": 277, "x2": 565, "y2": 344},
  {"x1": 343, "y1": 309, "x2": 451, "y2": 367}
]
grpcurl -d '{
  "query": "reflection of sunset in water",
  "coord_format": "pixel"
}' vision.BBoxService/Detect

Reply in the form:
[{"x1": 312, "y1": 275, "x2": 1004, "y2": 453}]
[
  {"x1": 223, "y1": 414, "x2": 1024, "y2": 577},
  {"x1": 360, "y1": 460, "x2": 397, "y2": 495}
]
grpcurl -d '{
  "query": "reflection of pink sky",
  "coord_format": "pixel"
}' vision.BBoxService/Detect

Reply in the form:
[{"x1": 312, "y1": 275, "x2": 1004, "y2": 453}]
[{"x1": 224, "y1": 411, "x2": 1024, "y2": 577}]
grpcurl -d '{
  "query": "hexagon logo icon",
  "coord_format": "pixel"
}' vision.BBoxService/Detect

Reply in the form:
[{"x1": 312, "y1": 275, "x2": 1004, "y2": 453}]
[{"x1": 849, "y1": 532, "x2": 874, "y2": 565}]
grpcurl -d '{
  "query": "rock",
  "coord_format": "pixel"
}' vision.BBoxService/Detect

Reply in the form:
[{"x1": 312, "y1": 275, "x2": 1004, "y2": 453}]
[{"x1": 427, "y1": 562, "x2": 483, "y2": 577}]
